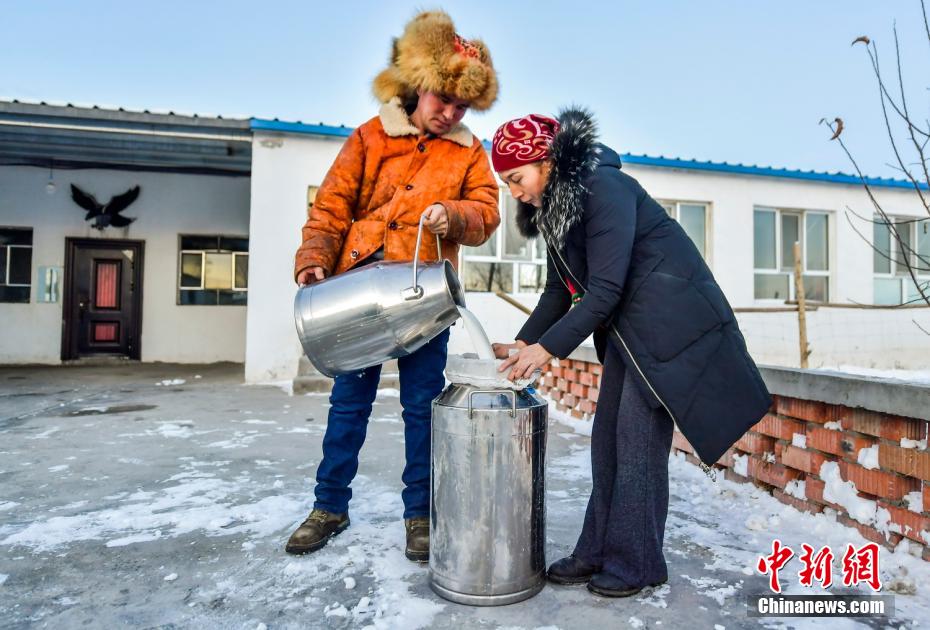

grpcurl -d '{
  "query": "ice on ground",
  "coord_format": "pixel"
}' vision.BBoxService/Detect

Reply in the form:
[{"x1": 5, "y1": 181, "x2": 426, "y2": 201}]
[
  {"x1": 628, "y1": 616, "x2": 644, "y2": 628},
  {"x1": 0, "y1": 502, "x2": 20, "y2": 512},
  {"x1": 156, "y1": 379, "x2": 186, "y2": 386},
  {"x1": 343, "y1": 576, "x2": 356, "y2": 589},
  {"x1": 163, "y1": 573, "x2": 178, "y2": 582}
]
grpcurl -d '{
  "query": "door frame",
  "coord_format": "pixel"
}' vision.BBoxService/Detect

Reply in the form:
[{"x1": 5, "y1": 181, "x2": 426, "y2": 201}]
[{"x1": 62, "y1": 238, "x2": 145, "y2": 361}]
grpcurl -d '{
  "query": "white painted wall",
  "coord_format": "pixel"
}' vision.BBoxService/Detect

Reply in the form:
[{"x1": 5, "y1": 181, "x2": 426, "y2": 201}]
[
  {"x1": 244, "y1": 131, "x2": 930, "y2": 382},
  {"x1": 245, "y1": 132, "x2": 345, "y2": 383},
  {"x1": 0, "y1": 166, "x2": 250, "y2": 364}
]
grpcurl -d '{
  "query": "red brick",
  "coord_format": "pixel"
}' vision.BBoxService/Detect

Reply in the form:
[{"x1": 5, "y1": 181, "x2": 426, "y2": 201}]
[
  {"x1": 672, "y1": 430, "x2": 695, "y2": 454},
  {"x1": 773, "y1": 488, "x2": 824, "y2": 515},
  {"x1": 806, "y1": 427, "x2": 875, "y2": 459},
  {"x1": 549, "y1": 366, "x2": 563, "y2": 379},
  {"x1": 840, "y1": 408, "x2": 925, "y2": 442},
  {"x1": 570, "y1": 383, "x2": 588, "y2": 398},
  {"x1": 562, "y1": 394, "x2": 577, "y2": 409},
  {"x1": 775, "y1": 397, "x2": 841, "y2": 424},
  {"x1": 543, "y1": 375, "x2": 556, "y2": 388},
  {"x1": 725, "y1": 467, "x2": 753, "y2": 484},
  {"x1": 924, "y1": 483, "x2": 930, "y2": 516},
  {"x1": 558, "y1": 359, "x2": 572, "y2": 368},
  {"x1": 751, "y1": 455, "x2": 802, "y2": 489},
  {"x1": 877, "y1": 500, "x2": 930, "y2": 544},
  {"x1": 780, "y1": 445, "x2": 831, "y2": 475},
  {"x1": 556, "y1": 378, "x2": 569, "y2": 392},
  {"x1": 836, "y1": 513, "x2": 903, "y2": 550},
  {"x1": 562, "y1": 368, "x2": 579, "y2": 383},
  {"x1": 588, "y1": 363, "x2": 603, "y2": 376},
  {"x1": 734, "y1": 431, "x2": 776, "y2": 455},
  {"x1": 774, "y1": 441, "x2": 786, "y2": 458},
  {"x1": 572, "y1": 359, "x2": 590, "y2": 371},
  {"x1": 588, "y1": 387, "x2": 600, "y2": 403},
  {"x1": 579, "y1": 371, "x2": 595, "y2": 386},
  {"x1": 878, "y1": 443, "x2": 930, "y2": 483},
  {"x1": 837, "y1": 460, "x2": 922, "y2": 501},
  {"x1": 752, "y1": 413, "x2": 806, "y2": 442},
  {"x1": 570, "y1": 408, "x2": 584, "y2": 419},
  {"x1": 579, "y1": 399, "x2": 595, "y2": 415},
  {"x1": 716, "y1": 447, "x2": 736, "y2": 468}
]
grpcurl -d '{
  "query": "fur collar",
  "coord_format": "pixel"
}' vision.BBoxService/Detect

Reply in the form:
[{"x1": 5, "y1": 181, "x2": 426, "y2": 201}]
[
  {"x1": 378, "y1": 97, "x2": 474, "y2": 148},
  {"x1": 514, "y1": 107, "x2": 601, "y2": 251}
]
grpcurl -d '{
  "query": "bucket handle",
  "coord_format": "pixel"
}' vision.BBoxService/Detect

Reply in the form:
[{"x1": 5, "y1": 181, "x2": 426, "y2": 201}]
[
  {"x1": 402, "y1": 210, "x2": 443, "y2": 301},
  {"x1": 468, "y1": 390, "x2": 517, "y2": 419}
]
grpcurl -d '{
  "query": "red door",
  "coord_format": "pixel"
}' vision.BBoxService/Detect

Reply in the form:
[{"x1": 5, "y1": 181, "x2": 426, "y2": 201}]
[{"x1": 63, "y1": 239, "x2": 143, "y2": 360}]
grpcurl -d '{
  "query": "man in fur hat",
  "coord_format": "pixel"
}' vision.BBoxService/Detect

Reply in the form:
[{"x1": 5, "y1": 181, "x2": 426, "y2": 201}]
[{"x1": 287, "y1": 10, "x2": 500, "y2": 562}]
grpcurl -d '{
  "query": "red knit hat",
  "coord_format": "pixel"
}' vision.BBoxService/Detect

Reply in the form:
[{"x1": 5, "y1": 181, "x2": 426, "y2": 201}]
[{"x1": 491, "y1": 114, "x2": 560, "y2": 172}]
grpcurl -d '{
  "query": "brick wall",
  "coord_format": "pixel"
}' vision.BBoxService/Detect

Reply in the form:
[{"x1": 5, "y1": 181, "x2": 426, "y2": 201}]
[{"x1": 537, "y1": 354, "x2": 930, "y2": 561}]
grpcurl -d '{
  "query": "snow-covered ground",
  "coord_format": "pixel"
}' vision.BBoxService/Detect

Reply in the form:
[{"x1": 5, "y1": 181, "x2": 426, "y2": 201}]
[{"x1": 0, "y1": 363, "x2": 927, "y2": 629}]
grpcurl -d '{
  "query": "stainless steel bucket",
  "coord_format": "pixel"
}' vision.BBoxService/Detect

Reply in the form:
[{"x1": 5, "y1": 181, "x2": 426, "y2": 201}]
[
  {"x1": 294, "y1": 213, "x2": 465, "y2": 377},
  {"x1": 429, "y1": 384, "x2": 548, "y2": 606}
]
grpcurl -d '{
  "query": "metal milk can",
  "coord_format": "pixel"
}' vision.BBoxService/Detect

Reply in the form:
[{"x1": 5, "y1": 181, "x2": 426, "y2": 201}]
[
  {"x1": 294, "y1": 213, "x2": 465, "y2": 377},
  {"x1": 429, "y1": 383, "x2": 548, "y2": 606}
]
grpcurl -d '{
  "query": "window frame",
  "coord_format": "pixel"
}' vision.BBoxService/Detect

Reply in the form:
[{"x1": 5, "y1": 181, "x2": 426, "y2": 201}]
[
  {"x1": 176, "y1": 234, "x2": 249, "y2": 306},
  {"x1": 657, "y1": 199, "x2": 712, "y2": 267},
  {"x1": 753, "y1": 207, "x2": 831, "y2": 303},
  {"x1": 872, "y1": 215, "x2": 930, "y2": 304}
]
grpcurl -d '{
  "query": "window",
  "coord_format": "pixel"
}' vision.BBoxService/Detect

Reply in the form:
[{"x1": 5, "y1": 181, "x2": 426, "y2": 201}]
[
  {"x1": 753, "y1": 207, "x2": 830, "y2": 302},
  {"x1": 177, "y1": 235, "x2": 248, "y2": 305},
  {"x1": 0, "y1": 228, "x2": 33, "y2": 303},
  {"x1": 659, "y1": 201, "x2": 709, "y2": 259},
  {"x1": 460, "y1": 190, "x2": 547, "y2": 293},
  {"x1": 873, "y1": 216, "x2": 930, "y2": 304}
]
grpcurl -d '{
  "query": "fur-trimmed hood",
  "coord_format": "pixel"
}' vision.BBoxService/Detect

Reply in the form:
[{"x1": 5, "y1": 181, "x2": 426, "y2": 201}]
[{"x1": 515, "y1": 108, "x2": 620, "y2": 250}]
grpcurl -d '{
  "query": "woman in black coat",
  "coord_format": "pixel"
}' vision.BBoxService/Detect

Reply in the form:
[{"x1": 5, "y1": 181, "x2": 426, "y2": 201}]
[{"x1": 491, "y1": 109, "x2": 771, "y2": 598}]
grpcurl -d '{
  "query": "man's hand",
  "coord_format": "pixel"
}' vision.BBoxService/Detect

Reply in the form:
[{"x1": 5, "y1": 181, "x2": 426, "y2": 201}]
[
  {"x1": 297, "y1": 267, "x2": 326, "y2": 286},
  {"x1": 497, "y1": 343, "x2": 554, "y2": 382},
  {"x1": 491, "y1": 340, "x2": 527, "y2": 359},
  {"x1": 422, "y1": 203, "x2": 449, "y2": 237}
]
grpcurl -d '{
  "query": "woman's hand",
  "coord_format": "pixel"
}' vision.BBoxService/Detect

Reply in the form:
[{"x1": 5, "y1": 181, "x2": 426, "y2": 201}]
[
  {"x1": 491, "y1": 340, "x2": 527, "y2": 359},
  {"x1": 422, "y1": 203, "x2": 449, "y2": 237},
  {"x1": 497, "y1": 343, "x2": 553, "y2": 381}
]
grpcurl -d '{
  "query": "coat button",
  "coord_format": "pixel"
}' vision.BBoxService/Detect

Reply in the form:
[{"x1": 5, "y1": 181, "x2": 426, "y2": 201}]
[
  {"x1": 417, "y1": 143, "x2": 426, "y2": 152},
  {"x1": 350, "y1": 249, "x2": 359, "y2": 259},
  {"x1": 405, "y1": 184, "x2": 413, "y2": 191},
  {"x1": 388, "y1": 221, "x2": 398, "y2": 230}
]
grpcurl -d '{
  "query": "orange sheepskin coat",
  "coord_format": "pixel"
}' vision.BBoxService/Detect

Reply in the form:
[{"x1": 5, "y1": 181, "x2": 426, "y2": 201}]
[{"x1": 294, "y1": 97, "x2": 500, "y2": 280}]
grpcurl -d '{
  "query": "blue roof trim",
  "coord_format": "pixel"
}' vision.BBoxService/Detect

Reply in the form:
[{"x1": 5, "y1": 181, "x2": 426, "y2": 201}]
[
  {"x1": 250, "y1": 118, "x2": 352, "y2": 138},
  {"x1": 250, "y1": 117, "x2": 924, "y2": 190},
  {"x1": 619, "y1": 153, "x2": 927, "y2": 190}
]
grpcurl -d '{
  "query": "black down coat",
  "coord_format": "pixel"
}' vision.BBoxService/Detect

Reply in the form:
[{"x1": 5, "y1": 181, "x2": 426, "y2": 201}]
[{"x1": 515, "y1": 108, "x2": 772, "y2": 466}]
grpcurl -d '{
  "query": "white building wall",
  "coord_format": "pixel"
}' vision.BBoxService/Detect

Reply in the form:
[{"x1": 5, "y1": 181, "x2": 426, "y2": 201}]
[
  {"x1": 244, "y1": 131, "x2": 930, "y2": 381},
  {"x1": 245, "y1": 132, "x2": 345, "y2": 383},
  {"x1": 0, "y1": 166, "x2": 250, "y2": 364}
]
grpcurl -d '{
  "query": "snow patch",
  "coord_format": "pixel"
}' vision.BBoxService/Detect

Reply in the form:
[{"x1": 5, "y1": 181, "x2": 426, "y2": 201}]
[
  {"x1": 163, "y1": 573, "x2": 178, "y2": 582},
  {"x1": 156, "y1": 379, "x2": 186, "y2": 386},
  {"x1": 343, "y1": 576, "x2": 356, "y2": 590},
  {"x1": 791, "y1": 433, "x2": 807, "y2": 448},
  {"x1": 784, "y1": 479, "x2": 806, "y2": 500},
  {"x1": 732, "y1": 453, "x2": 748, "y2": 477},
  {"x1": 823, "y1": 421, "x2": 842, "y2": 430},
  {"x1": 901, "y1": 438, "x2": 928, "y2": 450},
  {"x1": 857, "y1": 445, "x2": 880, "y2": 470},
  {"x1": 904, "y1": 491, "x2": 923, "y2": 514},
  {"x1": 628, "y1": 617, "x2": 644, "y2": 628},
  {"x1": 819, "y1": 461, "x2": 876, "y2": 526},
  {"x1": 0, "y1": 502, "x2": 20, "y2": 512}
]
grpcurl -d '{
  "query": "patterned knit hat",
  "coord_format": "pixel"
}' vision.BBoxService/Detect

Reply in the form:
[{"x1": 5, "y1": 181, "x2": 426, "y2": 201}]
[
  {"x1": 372, "y1": 10, "x2": 499, "y2": 111},
  {"x1": 491, "y1": 114, "x2": 561, "y2": 172}
]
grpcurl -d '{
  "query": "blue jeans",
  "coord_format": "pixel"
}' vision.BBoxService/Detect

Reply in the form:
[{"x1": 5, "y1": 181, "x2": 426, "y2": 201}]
[{"x1": 313, "y1": 328, "x2": 450, "y2": 519}]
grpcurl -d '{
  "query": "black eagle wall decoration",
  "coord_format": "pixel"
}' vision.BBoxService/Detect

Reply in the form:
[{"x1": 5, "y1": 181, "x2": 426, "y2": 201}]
[{"x1": 70, "y1": 184, "x2": 140, "y2": 230}]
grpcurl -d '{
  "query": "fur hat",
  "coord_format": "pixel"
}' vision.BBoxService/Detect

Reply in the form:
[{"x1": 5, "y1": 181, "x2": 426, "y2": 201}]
[{"x1": 372, "y1": 10, "x2": 499, "y2": 111}]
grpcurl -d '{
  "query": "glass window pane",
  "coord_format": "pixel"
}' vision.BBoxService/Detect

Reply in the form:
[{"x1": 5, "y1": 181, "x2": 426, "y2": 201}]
[
  {"x1": 874, "y1": 277, "x2": 902, "y2": 305},
  {"x1": 873, "y1": 218, "x2": 891, "y2": 274},
  {"x1": 219, "y1": 236, "x2": 249, "y2": 252},
  {"x1": 180, "y1": 253, "x2": 203, "y2": 288},
  {"x1": 9, "y1": 247, "x2": 31, "y2": 285},
  {"x1": 754, "y1": 210, "x2": 776, "y2": 269},
  {"x1": 463, "y1": 261, "x2": 513, "y2": 292},
  {"x1": 218, "y1": 289, "x2": 248, "y2": 305},
  {"x1": 502, "y1": 194, "x2": 531, "y2": 260},
  {"x1": 204, "y1": 252, "x2": 232, "y2": 289},
  {"x1": 179, "y1": 289, "x2": 218, "y2": 305},
  {"x1": 801, "y1": 275, "x2": 828, "y2": 302},
  {"x1": 0, "y1": 229, "x2": 32, "y2": 246},
  {"x1": 181, "y1": 235, "x2": 220, "y2": 251},
  {"x1": 679, "y1": 204, "x2": 706, "y2": 257},
  {"x1": 754, "y1": 273, "x2": 789, "y2": 300},
  {"x1": 781, "y1": 214, "x2": 800, "y2": 271},
  {"x1": 906, "y1": 278, "x2": 929, "y2": 303},
  {"x1": 0, "y1": 286, "x2": 29, "y2": 303},
  {"x1": 806, "y1": 213, "x2": 829, "y2": 271},
  {"x1": 895, "y1": 219, "x2": 913, "y2": 276},
  {"x1": 234, "y1": 254, "x2": 248, "y2": 289},
  {"x1": 532, "y1": 237, "x2": 547, "y2": 262},
  {"x1": 917, "y1": 219, "x2": 930, "y2": 272},
  {"x1": 517, "y1": 263, "x2": 546, "y2": 293}
]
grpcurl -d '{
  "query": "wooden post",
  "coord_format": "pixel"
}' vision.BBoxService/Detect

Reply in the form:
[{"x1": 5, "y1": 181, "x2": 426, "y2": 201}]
[
  {"x1": 793, "y1": 242, "x2": 811, "y2": 368},
  {"x1": 494, "y1": 291, "x2": 533, "y2": 315}
]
